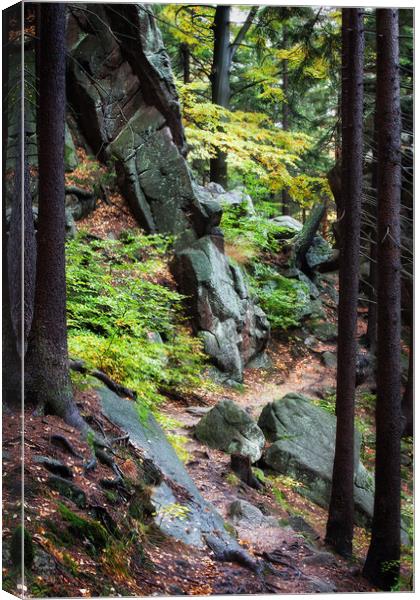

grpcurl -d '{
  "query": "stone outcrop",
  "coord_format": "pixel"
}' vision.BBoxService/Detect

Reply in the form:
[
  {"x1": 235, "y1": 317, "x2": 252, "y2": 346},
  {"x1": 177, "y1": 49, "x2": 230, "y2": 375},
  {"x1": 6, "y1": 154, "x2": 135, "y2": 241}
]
[
  {"x1": 172, "y1": 236, "x2": 269, "y2": 382},
  {"x1": 195, "y1": 399, "x2": 265, "y2": 463},
  {"x1": 258, "y1": 393, "x2": 374, "y2": 528},
  {"x1": 66, "y1": 4, "x2": 269, "y2": 382},
  {"x1": 228, "y1": 499, "x2": 278, "y2": 527},
  {"x1": 99, "y1": 387, "x2": 257, "y2": 569}
]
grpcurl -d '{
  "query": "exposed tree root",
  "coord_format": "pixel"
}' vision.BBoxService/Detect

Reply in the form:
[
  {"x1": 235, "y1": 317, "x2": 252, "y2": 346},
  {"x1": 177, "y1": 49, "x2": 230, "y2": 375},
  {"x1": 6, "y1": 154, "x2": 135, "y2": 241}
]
[
  {"x1": 69, "y1": 358, "x2": 136, "y2": 400},
  {"x1": 50, "y1": 434, "x2": 84, "y2": 459}
]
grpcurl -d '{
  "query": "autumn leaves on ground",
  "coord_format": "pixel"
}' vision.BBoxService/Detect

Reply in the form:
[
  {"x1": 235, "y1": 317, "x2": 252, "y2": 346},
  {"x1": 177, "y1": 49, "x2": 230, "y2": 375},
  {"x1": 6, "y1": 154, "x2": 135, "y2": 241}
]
[
  {"x1": 2, "y1": 198, "x2": 412, "y2": 596},
  {"x1": 2, "y1": 3, "x2": 413, "y2": 598}
]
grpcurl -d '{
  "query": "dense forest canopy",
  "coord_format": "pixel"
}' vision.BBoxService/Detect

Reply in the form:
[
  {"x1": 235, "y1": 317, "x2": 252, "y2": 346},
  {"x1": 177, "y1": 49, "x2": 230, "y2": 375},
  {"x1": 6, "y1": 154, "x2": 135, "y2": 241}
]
[{"x1": 1, "y1": 2, "x2": 414, "y2": 597}]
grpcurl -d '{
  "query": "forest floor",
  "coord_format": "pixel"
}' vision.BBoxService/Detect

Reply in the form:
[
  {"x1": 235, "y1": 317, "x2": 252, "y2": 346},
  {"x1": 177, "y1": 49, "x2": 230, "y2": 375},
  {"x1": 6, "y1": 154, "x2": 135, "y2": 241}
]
[
  {"x1": 2, "y1": 199, "x2": 413, "y2": 596},
  {"x1": 2, "y1": 334, "x2": 378, "y2": 597},
  {"x1": 4, "y1": 322, "x2": 403, "y2": 597}
]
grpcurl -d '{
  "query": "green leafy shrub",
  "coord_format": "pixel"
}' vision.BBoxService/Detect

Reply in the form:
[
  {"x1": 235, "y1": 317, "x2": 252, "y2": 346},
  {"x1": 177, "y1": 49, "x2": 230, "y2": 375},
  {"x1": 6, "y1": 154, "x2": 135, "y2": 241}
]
[
  {"x1": 246, "y1": 262, "x2": 310, "y2": 330},
  {"x1": 220, "y1": 201, "x2": 310, "y2": 330},
  {"x1": 66, "y1": 231, "x2": 208, "y2": 412},
  {"x1": 221, "y1": 201, "x2": 291, "y2": 260}
]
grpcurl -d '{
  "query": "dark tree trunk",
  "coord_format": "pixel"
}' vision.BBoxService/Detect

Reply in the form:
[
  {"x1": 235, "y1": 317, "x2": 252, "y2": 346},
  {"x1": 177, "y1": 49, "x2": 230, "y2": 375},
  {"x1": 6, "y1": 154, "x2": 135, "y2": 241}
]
[
  {"x1": 210, "y1": 5, "x2": 230, "y2": 187},
  {"x1": 7, "y1": 130, "x2": 36, "y2": 359},
  {"x1": 2, "y1": 6, "x2": 22, "y2": 408},
  {"x1": 180, "y1": 42, "x2": 190, "y2": 84},
  {"x1": 230, "y1": 454, "x2": 263, "y2": 491},
  {"x1": 281, "y1": 25, "x2": 291, "y2": 215},
  {"x1": 363, "y1": 9, "x2": 402, "y2": 590},
  {"x1": 367, "y1": 110, "x2": 378, "y2": 353},
  {"x1": 26, "y1": 3, "x2": 85, "y2": 431},
  {"x1": 325, "y1": 8, "x2": 364, "y2": 558}
]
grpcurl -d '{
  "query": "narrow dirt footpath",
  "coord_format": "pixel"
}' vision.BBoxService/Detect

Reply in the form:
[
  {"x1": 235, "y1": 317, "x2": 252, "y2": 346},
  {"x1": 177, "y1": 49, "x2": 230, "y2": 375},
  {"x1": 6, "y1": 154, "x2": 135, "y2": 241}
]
[{"x1": 159, "y1": 333, "x2": 374, "y2": 594}]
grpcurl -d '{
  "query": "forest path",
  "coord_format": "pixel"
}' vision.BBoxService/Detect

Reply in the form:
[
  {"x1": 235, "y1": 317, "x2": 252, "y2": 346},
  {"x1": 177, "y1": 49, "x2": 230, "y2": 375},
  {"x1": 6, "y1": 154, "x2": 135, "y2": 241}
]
[{"x1": 157, "y1": 334, "x2": 372, "y2": 593}]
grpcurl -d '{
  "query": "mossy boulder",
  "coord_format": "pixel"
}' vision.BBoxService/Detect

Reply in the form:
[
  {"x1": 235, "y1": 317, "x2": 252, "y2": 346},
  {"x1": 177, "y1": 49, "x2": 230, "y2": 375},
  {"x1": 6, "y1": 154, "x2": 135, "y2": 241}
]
[
  {"x1": 195, "y1": 399, "x2": 265, "y2": 463},
  {"x1": 310, "y1": 319, "x2": 337, "y2": 342},
  {"x1": 258, "y1": 393, "x2": 374, "y2": 528}
]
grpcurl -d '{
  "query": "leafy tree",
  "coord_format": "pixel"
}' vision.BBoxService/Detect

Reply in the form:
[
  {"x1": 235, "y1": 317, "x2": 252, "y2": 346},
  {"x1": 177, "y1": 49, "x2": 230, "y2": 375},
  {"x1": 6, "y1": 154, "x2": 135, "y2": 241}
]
[{"x1": 157, "y1": 4, "x2": 336, "y2": 211}]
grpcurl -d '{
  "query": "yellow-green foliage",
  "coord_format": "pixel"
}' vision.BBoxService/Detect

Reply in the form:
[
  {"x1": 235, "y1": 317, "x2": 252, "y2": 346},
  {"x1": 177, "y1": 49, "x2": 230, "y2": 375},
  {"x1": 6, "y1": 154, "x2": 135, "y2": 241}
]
[
  {"x1": 66, "y1": 231, "x2": 208, "y2": 413},
  {"x1": 180, "y1": 85, "x2": 317, "y2": 195},
  {"x1": 166, "y1": 433, "x2": 191, "y2": 464}
]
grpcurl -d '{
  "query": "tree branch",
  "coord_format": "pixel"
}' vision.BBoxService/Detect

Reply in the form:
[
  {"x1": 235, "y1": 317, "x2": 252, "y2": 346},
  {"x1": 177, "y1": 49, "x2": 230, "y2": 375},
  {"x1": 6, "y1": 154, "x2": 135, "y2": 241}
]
[{"x1": 229, "y1": 7, "x2": 258, "y2": 61}]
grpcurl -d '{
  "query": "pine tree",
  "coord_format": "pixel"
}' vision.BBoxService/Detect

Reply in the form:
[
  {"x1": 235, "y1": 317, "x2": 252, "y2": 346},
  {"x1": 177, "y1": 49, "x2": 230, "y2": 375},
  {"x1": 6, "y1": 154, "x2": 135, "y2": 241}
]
[
  {"x1": 363, "y1": 9, "x2": 402, "y2": 589},
  {"x1": 325, "y1": 7, "x2": 364, "y2": 557},
  {"x1": 26, "y1": 3, "x2": 86, "y2": 431}
]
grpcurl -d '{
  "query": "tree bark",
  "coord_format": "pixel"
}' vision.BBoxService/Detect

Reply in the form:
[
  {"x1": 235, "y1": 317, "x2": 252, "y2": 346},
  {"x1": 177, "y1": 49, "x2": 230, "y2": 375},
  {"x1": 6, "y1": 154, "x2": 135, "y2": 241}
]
[
  {"x1": 7, "y1": 130, "x2": 36, "y2": 359},
  {"x1": 325, "y1": 8, "x2": 364, "y2": 558},
  {"x1": 363, "y1": 9, "x2": 402, "y2": 590},
  {"x1": 366, "y1": 110, "x2": 378, "y2": 353},
  {"x1": 210, "y1": 5, "x2": 231, "y2": 187},
  {"x1": 281, "y1": 24, "x2": 291, "y2": 215},
  {"x1": 2, "y1": 6, "x2": 22, "y2": 407},
  {"x1": 26, "y1": 3, "x2": 86, "y2": 431},
  {"x1": 180, "y1": 42, "x2": 190, "y2": 84}
]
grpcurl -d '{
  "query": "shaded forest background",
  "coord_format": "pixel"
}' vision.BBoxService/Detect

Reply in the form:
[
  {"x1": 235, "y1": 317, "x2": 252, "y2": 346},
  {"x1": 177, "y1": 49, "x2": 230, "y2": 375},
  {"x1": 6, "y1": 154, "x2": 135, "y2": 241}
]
[{"x1": 1, "y1": 2, "x2": 414, "y2": 597}]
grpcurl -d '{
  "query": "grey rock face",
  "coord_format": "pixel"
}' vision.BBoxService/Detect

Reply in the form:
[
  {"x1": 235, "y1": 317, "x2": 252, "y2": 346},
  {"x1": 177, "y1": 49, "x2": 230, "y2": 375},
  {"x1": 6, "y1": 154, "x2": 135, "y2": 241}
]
[
  {"x1": 66, "y1": 4, "x2": 269, "y2": 381},
  {"x1": 310, "y1": 320, "x2": 338, "y2": 342},
  {"x1": 218, "y1": 187, "x2": 255, "y2": 215},
  {"x1": 258, "y1": 393, "x2": 374, "y2": 528},
  {"x1": 306, "y1": 235, "x2": 334, "y2": 269},
  {"x1": 271, "y1": 215, "x2": 303, "y2": 233},
  {"x1": 64, "y1": 125, "x2": 78, "y2": 172},
  {"x1": 172, "y1": 236, "x2": 270, "y2": 381},
  {"x1": 322, "y1": 351, "x2": 337, "y2": 368},
  {"x1": 195, "y1": 399, "x2": 265, "y2": 463},
  {"x1": 228, "y1": 499, "x2": 278, "y2": 527},
  {"x1": 99, "y1": 387, "x2": 253, "y2": 562},
  {"x1": 65, "y1": 191, "x2": 96, "y2": 222},
  {"x1": 288, "y1": 515, "x2": 320, "y2": 541}
]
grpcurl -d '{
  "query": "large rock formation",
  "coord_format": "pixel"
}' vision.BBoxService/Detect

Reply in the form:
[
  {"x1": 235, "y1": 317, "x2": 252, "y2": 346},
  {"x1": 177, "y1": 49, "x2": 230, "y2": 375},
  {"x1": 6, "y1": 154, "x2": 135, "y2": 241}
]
[
  {"x1": 66, "y1": 4, "x2": 269, "y2": 382},
  {"x1": 99, "y1": 387, "x2": 258, "y2": 567},
  {"x1": 258, "y1": 393, "x2": 374, "y2": 528},
  {"x1": 195, "y1": 399, "x2": 265, "y2": 463}
]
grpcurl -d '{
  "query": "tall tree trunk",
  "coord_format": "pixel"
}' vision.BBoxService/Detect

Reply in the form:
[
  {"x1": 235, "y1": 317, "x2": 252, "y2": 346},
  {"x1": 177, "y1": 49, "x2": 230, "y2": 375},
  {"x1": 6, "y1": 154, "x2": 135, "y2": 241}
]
[
  {"x1": 367, "y1": 110, "x2": 378, "y2": 352},
  {"x1": 325, "y1": 8, "x2": 364, "y2": 558},
  {"x1": 26, "y1": 3, "x2": 85, "y2": 431},
  {"x1": 363, "y1": 9, "x2": 402, "y2": 590},
  {"x1": 281, "y1": 25, "x2": 291, "y2": 215},
  {"x1": 2, "y1": 6, "x2": 22, "y2": 407},
  {"x1": 210, "y1": 5, "x2": 230, "y2": 187},
  {"x1": 180, "y1": 42, "x2": 190, "y2": 84}
]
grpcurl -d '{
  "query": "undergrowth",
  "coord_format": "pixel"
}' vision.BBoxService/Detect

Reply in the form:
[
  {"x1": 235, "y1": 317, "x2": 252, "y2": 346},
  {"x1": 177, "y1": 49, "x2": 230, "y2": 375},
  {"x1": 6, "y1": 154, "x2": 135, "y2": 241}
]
[
  {"x1": 221, "y1": 200, "x2": 290, "y2": 261},
  {"x1": 66, "y1": 230, "x2": 208, "y2": 415},
  {"x1": 221, "y1": 200, "x2": 309, "y2": 330},
  {"x1": 246, "y1": 262, "x2": 310, "y2": 330}
]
